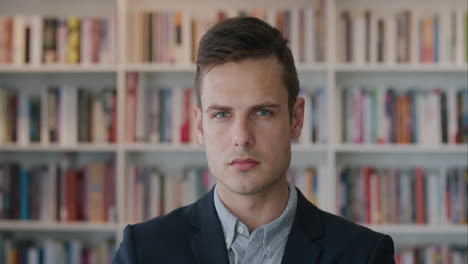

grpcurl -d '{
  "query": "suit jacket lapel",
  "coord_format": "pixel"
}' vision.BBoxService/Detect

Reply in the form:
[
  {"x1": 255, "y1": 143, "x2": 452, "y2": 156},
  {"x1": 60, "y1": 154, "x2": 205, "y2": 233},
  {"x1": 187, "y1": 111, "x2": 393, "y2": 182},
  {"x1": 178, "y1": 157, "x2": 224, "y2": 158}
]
[
  {"x1": 281, "y1": 188, "x2": 323, "y2": 264},
  {"x1": 190, "y1": 187, "x2": 230, "y2": 264}
]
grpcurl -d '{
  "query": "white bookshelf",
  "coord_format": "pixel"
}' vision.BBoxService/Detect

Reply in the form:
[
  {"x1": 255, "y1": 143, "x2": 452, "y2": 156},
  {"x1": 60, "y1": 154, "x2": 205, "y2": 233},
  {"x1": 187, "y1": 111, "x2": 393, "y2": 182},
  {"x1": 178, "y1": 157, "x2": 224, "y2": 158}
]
[
  {"x1": 335, "y1": 64, "x2": 468, "y2": 73},
  {"x1": 0, "y1": 220, "x2": 118, "y2": 233},
  {"x1": 334, "y1": 144, "x2": 468, "y2": 154},
  {"x1": 368, "y1": 225, "x2": 468, "y2": 235},
  {"x1": 1, "y1": 0, "x2": 467, "y2": 253},
  {"x1": 0, "y1": 65, "x2": 118, "y2": 73},
  {"x1": 0, "y1": 143, "x2": 118, "y2": 152}
]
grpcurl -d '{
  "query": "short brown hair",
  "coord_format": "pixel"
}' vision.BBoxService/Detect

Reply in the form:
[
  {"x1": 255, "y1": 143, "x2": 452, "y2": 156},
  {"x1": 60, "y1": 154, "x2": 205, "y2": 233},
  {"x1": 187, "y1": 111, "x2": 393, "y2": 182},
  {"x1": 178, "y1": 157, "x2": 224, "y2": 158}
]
[{"x1": 194, "y1": 16, "x2": 299, "y2": 117}]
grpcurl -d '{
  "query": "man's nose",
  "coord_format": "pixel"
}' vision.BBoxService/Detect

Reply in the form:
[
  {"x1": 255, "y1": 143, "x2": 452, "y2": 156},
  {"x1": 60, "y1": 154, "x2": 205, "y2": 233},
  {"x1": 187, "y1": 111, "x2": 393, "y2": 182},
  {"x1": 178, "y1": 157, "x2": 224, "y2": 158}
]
[{"x1": 231, "y1": 116, "x2": 255, "y2": 148}]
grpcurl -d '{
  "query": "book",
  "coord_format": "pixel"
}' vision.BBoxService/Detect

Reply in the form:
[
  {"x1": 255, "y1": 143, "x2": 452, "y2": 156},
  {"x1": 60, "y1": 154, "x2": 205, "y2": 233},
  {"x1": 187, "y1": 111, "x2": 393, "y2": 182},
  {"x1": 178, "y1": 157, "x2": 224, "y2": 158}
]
[
  {"x1": 337, "y1": 8, "x2": 467, "y2": 64},
  {"x1": 0, "y1": 237, "x2": 115, "y2": 264},
  {"x1": 0, "y1": 15, "x2": 113, "y2": 65},
  {"x1": 341, "y1": 86, "x2": 468, "y2": 145},
  {"x1": 337, "y1": 165, "x2": 467, "y2": 225},
  {"x1": 0, "y1": 158, "x2": 116, "y2": 223}
]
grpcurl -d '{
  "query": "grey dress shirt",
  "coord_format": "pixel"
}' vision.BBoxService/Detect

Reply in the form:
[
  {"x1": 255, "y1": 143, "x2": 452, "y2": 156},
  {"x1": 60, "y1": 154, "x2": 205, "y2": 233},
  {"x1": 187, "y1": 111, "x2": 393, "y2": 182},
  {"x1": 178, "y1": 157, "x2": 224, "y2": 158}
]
[{"x1": 214, "y1": 182, "x2": 298, "y2": 264}]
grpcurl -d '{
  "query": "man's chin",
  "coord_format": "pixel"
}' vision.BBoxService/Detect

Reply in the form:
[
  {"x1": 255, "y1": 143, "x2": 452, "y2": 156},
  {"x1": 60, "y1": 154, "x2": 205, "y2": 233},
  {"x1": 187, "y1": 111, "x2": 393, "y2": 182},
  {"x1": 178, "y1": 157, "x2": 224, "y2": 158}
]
[{"x1": 222, "y1": 180, "x2": 271, "y2": 196}]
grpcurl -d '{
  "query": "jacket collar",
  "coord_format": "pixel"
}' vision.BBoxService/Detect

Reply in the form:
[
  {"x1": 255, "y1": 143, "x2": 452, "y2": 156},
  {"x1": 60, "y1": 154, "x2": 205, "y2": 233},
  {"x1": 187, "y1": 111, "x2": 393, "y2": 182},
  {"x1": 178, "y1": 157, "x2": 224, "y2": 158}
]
[
  {"x1": 281, "y1": 188, "x2": 323, "y2": 263},
  {"x1": 189, "y1": 185, "x2": 323, "y2": 264},
  {"x1": 189, "y1": 186, "x2": 230, "y2": 264}
]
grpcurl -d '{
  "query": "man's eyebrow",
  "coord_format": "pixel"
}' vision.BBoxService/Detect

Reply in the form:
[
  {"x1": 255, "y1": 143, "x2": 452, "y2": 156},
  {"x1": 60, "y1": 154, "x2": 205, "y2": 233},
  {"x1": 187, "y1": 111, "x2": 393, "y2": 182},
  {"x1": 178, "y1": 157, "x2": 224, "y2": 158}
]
[
  {"x1": 250, "y1": 103, "x2": 280, "y2": 110},
  {"x1": 205, "y1": 103, "x2": 280, "y2": 113},
  {"x1": 205, "y1": 105, "x2": 233, "y2": 112}
]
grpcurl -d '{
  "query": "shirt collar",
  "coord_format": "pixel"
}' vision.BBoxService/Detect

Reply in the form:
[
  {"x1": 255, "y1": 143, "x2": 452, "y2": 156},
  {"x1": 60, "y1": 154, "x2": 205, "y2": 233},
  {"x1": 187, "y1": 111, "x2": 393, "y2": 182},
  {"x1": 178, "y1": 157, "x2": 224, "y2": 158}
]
[
  {"x1": 213, "y1": 182, "x2": 298, "y2": 256},
  {"x1": 213, "y1": 184, "x2": 239, "y2": 250}
]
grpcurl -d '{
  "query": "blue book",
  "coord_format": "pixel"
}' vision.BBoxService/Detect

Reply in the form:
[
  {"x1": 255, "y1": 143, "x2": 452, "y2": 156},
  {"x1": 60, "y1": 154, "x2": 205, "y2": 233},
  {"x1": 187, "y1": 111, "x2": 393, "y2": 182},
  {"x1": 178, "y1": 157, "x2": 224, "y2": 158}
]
[
  {"x1": 164, "y1": 89, "x2": 173, "y2": 143},
  {"x1": 0, "y1": 234, "x2": 3, "y2": 263},
  {"x1": 461, "y1": 89, "x2": 468, "y2": 142},
  {"x1": 20, "y1": 169, "x2": 30, "y2": 220},
  {"x1": 39, "y1": 247, "x2": 45, "y2": 264},
  {"x1": 66, "y1": 242, "x2": 72, "y2": 264}
]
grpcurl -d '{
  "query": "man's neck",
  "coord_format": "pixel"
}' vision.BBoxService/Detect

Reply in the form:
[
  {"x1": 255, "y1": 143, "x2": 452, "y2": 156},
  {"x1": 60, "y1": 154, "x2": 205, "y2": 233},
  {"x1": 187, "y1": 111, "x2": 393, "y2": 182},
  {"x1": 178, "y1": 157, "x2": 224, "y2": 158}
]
[{"x1": 216, "y1": 178, "x2": 290, "y2": 232}]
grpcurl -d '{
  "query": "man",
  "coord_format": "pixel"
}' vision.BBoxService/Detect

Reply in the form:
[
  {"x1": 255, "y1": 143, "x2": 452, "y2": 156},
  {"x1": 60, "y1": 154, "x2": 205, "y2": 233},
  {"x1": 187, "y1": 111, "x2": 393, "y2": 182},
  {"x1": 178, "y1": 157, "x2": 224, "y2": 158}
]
[{"x1": 114, "y1": 17, "x2": 395, "y2": 263}]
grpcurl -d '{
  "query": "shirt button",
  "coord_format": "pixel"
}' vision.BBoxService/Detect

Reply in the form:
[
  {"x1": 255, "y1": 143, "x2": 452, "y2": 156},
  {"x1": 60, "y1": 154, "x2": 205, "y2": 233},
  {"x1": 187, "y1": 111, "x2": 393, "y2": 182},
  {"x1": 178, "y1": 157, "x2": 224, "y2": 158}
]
[
  {"x1": 237, "y1": 226, "x2": 244, "y2": 234},
  {"x1": 266, "y1": 245, "x2": 272, "y2": 252}
]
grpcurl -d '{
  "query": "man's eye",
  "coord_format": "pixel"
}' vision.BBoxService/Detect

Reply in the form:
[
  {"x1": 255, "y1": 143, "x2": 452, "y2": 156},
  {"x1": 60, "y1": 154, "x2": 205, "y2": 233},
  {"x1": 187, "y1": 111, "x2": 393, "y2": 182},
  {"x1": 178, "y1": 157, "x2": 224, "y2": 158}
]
[
  {"x1": 256, "y1": 110, "x2": 272, "y2": 116},
  {"x1": 214, "y1": 112, "x2": 231, "y2": 118}
]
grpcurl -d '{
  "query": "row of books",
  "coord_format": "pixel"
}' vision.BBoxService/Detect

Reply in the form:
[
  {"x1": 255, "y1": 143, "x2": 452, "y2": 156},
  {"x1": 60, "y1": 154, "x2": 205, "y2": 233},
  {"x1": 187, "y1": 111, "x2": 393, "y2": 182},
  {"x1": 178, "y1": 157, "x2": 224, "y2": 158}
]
[
  {"x1": 125, "y1": 165, "x2": 324, "y2": 223},
  {"x1": 125, "y1": 73, "x2": 195, "y2": 144},
  {"x1": 338, "y1": 9, "x2": 468, "y2": 64},
  {"x1": 287, "y1": 167, "x2": 325, "y2": 206},
  {"x1": 0, "y1": 16, "x2": 115, "y2": 65},
  {"x1": 127, "y1": 11, "x2": 185, "y2": 65},
  {"x1": 297, "y1": 89, "x2": 328, "y2": 144},
  {"x1": 0, "y1": 86, "x2": 117, "y2": 145},
  {"x1": 337, "y1": 166, "x2": 467, "y2": 225},
  {"x1": 125, "y1": 166, "x2": 215, "y2": 223},
  {"x1": 341, "y1": 87, "x2": 468, "y2": 145},
  {"x1": 0, "y1": 236, "x2": 114, "y2": 264},
  {"x1": 127, "y1": 4, "x2": 327, "y2": 64},
  {"x1": 395, "y1": 244, "x2": 467, "y2": 264},
  {"x1": 0, "y1": 159, "x2": 116, "y2": 222}
]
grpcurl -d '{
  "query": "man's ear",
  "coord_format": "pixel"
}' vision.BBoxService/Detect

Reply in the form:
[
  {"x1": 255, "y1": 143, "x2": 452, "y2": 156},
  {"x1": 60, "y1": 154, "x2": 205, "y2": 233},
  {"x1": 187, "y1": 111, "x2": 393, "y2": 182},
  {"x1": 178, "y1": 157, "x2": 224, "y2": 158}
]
[
  {"x1": 291, "y1": 97, "x2": 305, "y2": 140},
  {"x1": 193, "y1": 105, "x2": 205, "y2": 144}
]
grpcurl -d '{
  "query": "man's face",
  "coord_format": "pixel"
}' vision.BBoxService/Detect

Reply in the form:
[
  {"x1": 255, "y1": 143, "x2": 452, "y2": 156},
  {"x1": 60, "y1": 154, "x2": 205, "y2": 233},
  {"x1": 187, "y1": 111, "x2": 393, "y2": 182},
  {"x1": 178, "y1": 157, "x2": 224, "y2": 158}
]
[{"x1": 194, "y1": 56, "x2": 304, "y2": 196}]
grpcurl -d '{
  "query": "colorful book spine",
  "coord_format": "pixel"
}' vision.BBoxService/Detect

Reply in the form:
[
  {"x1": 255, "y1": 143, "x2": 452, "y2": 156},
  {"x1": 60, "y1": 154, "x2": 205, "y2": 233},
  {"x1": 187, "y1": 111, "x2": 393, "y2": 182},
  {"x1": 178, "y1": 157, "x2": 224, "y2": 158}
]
[
  {"x1": 337, "y1": 166, "x2": 467, "y2": 225},
  {"x1": 342, "y1": 86, "x2": 468, "y2": 145}
]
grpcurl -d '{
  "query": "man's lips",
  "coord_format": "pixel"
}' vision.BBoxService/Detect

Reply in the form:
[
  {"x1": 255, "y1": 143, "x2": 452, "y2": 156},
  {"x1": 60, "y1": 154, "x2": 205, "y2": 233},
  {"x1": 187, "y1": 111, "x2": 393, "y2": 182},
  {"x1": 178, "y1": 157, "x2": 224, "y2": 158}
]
[{"x1": 229, "y1": 158, "x2": 260, "y2": 170}]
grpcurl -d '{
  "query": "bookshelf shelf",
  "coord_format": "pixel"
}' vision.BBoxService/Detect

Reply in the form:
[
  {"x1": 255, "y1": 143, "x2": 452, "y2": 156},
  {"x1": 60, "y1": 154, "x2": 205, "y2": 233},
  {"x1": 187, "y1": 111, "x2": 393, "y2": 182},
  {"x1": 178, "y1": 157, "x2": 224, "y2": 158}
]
[
  {"x1": 123, "y1": 143, "x2": 204, "y2": 152},
  {"x1": 297, "y1": 63, "x2": 328, "y2": 72},
  {"x1": 125, "y1": 63, "x2": 196, "y2": 73},
  {"x1": 0, "y1": 144, "x2": 118, "y2": 152},
  {"x1": 334, "y1": 64, "x2": 468, "y2": 73},
  {"x1": 0, "y1": 64, "x2": 117, "y2": 73},
  {"x1": 124, "y1": 63, "x2": 328, "y2": 73},
  {"x1": 292, "y1": 144, "x2": 328, "y2": 152},
  {"x1": 122, "y1": 143, "x2": 329, "y2": 153},
  {"x1": 367, "y1": 225, "x2": 468, "y2": 235},
  {"x1": 0, "y1": 220, "x2": 118, "y2": 233},
  {"x1": 334, "y1": 144, "x2": 468, "y2": 154}
]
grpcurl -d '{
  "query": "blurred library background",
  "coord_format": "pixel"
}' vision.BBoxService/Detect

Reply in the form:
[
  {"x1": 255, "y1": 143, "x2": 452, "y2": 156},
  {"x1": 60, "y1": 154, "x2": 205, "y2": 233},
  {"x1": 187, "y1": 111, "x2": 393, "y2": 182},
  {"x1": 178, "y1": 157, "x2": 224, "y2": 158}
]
[{"x1": 0, "y1": 0, "x2": 467, "y2": 263}]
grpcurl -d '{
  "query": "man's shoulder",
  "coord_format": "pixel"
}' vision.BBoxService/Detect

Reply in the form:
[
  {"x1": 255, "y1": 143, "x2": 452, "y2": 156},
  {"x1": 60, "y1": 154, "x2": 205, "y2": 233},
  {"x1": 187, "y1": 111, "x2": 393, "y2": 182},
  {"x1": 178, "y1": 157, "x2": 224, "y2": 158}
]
[
  {"x1": 114, "y1": 203, "x2": 201, "y2": 263},
  {"x1": 132, "y1": 202, "x2": 196, "y2": 237},
  {"x1": 315, "y1": 207, "x2": 393, "y2": 259},
  {"x1": 323, "y1": 210, "x2": 383, "y2": 236}
]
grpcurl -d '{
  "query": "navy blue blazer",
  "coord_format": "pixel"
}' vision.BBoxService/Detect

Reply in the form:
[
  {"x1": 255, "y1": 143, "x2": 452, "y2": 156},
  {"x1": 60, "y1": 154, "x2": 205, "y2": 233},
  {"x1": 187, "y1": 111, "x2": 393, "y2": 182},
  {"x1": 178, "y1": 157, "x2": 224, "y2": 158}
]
[{"x1": 113, "y1": 187, "x2": 395, "y2": 263}]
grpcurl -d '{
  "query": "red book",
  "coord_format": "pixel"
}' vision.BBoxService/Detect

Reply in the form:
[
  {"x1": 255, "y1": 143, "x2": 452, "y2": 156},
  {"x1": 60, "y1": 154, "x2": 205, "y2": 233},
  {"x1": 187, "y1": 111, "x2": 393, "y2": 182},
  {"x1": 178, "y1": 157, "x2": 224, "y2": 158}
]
[
  {"x1": 91, "y1": 18, "x2": 101, "y2": 63},
  {"x1": 446, "y1": 176, "x2": 451, "y2": 222},
  {"x1": 110, "y1": 92, "x2": 117, "y2": 142},
  {"x1": 66, "y1": 169, "x2": 78, "y2": 221},
  {"x1": 415, "y1": 168, "x2": 426, "y2": 224},
  {"x1": 217, "y1": 11, "x2": 227, "y2": 23},
  {"x1": 103, "y1": 163, "x2": 113, "y2": 222},
  {"x1": 181, "y1": 88, "x2": 192, "y2": 143},
  {"x1": 76, "y1": 170, "x2": 84, "y2": 220},
  {"x1": 5, "y1": 17, "x2": 13, "y2": 63},
  {"x1": 376, "y1": 172, "x2": 382, "y2": 224}
]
